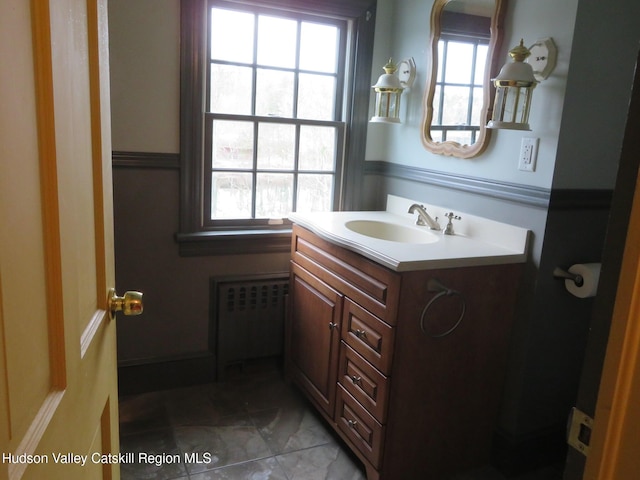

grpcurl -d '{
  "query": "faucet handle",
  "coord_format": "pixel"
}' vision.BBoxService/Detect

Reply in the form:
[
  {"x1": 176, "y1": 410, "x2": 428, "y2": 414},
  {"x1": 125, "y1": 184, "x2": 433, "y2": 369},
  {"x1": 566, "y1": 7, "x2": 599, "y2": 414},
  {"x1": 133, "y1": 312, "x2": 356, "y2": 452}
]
[{"x1": 443, "y1": 212, "x2": 461, "y2": 235}]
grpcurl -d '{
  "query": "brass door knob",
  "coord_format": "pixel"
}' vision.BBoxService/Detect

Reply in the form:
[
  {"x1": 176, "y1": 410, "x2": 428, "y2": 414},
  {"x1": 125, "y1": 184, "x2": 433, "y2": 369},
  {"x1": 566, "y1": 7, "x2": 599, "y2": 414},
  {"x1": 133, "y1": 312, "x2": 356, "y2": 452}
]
[{"x1": 108, "y1": 288, "x2": 143, "y2": 320}]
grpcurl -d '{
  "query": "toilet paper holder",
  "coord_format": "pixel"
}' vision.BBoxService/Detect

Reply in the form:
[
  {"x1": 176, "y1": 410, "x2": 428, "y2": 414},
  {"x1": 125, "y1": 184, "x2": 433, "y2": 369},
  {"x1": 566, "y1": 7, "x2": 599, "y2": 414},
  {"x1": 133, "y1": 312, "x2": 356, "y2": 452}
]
[{"x1": 553, "y1": 267, "x2": 584, "y2": 287}]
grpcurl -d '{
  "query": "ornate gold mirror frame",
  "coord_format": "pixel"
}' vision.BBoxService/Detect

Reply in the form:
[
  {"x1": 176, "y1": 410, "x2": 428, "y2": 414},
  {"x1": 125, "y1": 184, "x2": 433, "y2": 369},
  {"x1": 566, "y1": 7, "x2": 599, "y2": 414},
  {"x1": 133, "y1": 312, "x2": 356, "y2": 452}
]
[{"x1": 421, "y1": 0, "x2": 507, "y2": 159}]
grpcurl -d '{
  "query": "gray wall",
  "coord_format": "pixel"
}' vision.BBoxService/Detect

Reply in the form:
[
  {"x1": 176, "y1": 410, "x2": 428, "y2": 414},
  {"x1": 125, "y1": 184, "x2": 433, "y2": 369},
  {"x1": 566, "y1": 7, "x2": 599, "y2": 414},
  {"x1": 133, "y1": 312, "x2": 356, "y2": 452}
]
[{"x1": 112, "y1": 167, "x2": 289, "y2": 363}]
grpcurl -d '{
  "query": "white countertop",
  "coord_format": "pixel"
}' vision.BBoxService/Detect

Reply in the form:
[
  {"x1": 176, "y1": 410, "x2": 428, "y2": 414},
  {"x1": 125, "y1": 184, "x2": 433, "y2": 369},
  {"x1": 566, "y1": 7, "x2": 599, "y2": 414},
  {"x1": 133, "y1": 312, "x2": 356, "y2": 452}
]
[{"x1": 288, "y1": 195, "x2": 530, "y2": 272}]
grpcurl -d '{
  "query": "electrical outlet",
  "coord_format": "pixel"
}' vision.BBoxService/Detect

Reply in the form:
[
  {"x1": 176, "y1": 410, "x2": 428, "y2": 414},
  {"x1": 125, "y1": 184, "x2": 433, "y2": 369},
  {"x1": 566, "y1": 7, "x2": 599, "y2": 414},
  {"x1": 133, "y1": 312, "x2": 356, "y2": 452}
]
[{"x1": 518, "y1": 137, "x2": 539, "y2": 172}]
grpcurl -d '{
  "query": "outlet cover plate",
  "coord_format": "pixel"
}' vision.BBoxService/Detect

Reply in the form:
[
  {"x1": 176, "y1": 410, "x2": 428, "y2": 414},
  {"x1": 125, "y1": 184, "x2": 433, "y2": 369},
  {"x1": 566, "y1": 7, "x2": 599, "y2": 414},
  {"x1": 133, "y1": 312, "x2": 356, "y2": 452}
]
[{"x1": 519, "y1": 137, "x2": 539, "y2": 172}]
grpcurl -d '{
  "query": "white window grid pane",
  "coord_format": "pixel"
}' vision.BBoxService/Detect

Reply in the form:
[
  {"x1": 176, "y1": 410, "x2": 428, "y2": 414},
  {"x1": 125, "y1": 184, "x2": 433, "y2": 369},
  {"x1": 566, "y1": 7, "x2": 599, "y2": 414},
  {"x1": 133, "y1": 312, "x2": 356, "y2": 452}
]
[
  {"x1": 255, "y1": 68, "x2": 295, "y2": 117},
  {"x1": 257, "y1": 15, "x2": 297, "y2": 68},
  {"x1": 211, "y1": 120, "x2": 254, "y2": 169},
  {"x1": 255, "y1": 173, "x2": 294, "y2": 218},
  {"x1": 206, "y1": 4, "x2": 345, "y2": 223},
  {"x1": 442, "y1": 85, "x2": 471, "y2": 125},
  {"x1": 444, "y1": 42, "x2": 474, "y2": 84},
  {"x1": 297, "y1": 73, "x2": 336, "y2": 121},
  {"x1": 298, "y1": 125, "x2": 336, "y2": 171},
  {"x1": 445, "y1": 130, "x2": 473, "y2": 146},
  {"x1": 257, "y1": 123, "x2": 296, "y2": 170},
  {"x1": 211, "y1": 172, "x2": 253, "y2": 219},
  {"x1": 299, "y1": 22, "x2": 338, "y2": 73},
  {"x1": 210, "y1": 8, "x2": 254, "y2": 63},
  {"x1": 474, "y1": 45, "x2": 489, "y2": 85},
  {"x1": 434, "y1": 37, "x2": 488, "y2": 143},
  {"x1": 296, "y1": 174, "x2": 333, "y2": 213},
  {"x1": 210, "y1": 64, "x2": 253, "y2": 114}
]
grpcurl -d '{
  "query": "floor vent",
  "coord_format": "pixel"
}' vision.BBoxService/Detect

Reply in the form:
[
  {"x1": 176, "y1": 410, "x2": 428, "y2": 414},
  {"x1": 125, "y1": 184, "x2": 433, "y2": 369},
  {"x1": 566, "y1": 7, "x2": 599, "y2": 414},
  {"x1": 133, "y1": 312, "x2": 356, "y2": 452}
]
[{"x1": 211, "y1": 273, "x2": 289, "y2": 380}]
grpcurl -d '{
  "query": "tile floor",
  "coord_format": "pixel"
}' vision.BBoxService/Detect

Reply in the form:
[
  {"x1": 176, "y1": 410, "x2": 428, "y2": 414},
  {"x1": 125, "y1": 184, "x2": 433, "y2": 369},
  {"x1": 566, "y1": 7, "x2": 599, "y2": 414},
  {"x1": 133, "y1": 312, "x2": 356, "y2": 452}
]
[{"x1": 118, "y1": 363, "x2": 565, "y2": 480}]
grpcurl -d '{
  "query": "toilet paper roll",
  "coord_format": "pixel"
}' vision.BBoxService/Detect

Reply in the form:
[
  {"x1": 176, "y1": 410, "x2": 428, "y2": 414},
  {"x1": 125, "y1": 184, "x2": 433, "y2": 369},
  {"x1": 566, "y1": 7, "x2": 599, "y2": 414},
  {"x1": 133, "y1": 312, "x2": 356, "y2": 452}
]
[{"x1": 565, "y1": 263, "x2": 601, "y2": 298}]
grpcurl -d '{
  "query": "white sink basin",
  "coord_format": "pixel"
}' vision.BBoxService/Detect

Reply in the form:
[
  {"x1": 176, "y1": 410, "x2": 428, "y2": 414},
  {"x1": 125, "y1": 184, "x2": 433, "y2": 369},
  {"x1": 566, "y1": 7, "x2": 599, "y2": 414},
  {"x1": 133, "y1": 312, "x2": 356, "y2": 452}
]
[
  {"x1": 289, "y1": 196, "x2": 530, "y2": 271},
  {"x1": 345, "y1": 220, "x2": 439, "y2": 244}
]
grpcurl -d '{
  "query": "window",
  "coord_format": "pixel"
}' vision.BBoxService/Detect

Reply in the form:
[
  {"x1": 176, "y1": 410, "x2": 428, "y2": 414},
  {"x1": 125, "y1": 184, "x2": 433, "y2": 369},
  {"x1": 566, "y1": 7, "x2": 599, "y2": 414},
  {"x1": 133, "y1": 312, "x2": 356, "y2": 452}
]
[
  {"x1": 206, "y1": 6, "x2": 345, "y2": 225},
  {"x1": 178, "y1": 0, "x2": 376, "y2": 255},
  {"x1": 430, "y1": 12, "x2": 490, "y2": 145}
]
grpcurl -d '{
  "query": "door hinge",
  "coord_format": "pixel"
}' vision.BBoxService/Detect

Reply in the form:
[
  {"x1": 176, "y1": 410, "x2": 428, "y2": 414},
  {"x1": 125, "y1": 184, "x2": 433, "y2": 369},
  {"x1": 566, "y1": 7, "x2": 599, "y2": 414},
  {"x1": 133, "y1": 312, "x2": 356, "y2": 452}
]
[{"x1": 567, "y1": 407, "x2": 593, "y2": 456}]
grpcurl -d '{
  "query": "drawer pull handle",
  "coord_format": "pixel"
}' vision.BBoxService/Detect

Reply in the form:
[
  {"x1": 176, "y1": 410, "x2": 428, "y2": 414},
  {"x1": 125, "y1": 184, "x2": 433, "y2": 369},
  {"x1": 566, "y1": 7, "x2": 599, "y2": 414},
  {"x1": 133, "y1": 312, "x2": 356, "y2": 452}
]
[
  {"x1": 350, "y1": 375, "x2": 362, "y2": 385},
  {"x1": 347, "y1": 419, "x2": 358, "y2": 428},
  {"x1": 329, "y1": 322, "x2": 338, "y2": 330},
  {"x1": 354, "y1": 329, "x2": 367, "y2": 338}
]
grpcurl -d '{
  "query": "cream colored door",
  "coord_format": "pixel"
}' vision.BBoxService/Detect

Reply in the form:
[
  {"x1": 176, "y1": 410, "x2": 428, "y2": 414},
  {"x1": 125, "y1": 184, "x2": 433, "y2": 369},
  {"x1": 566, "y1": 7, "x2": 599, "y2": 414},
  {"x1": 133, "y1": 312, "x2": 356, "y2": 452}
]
[
  {"x1": 582, "y1": 165, "x2": 640, "y2": 478},
  {"x1": 1, "y1": 0, "x2": 130, "y2": 479}
]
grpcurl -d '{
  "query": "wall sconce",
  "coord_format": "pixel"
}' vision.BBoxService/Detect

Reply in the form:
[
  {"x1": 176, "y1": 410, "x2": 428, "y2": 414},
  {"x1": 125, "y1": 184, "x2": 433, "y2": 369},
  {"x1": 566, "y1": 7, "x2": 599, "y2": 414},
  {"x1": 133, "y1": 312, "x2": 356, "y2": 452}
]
[
  {"x1": 487, "y1": 38, "x2": 556, "y2": 131},
  {"x1": 487, "y1": 40, "x2": 536, "y2": 130},
  {"x1": 528, "y1": 37, "x2": 557, "y2": 81},
  {"x1": 370, "y1": 58, "x2": 416, "y2": 124}
]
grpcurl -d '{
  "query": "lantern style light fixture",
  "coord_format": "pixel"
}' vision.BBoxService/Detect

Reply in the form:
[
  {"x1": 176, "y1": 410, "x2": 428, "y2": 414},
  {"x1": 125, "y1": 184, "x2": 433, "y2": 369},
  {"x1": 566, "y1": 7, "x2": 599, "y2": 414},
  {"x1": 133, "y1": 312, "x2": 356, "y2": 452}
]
[
  {"x1": 487, "y1": 38, "x2": 556, "y2": 130},
  {"x1": 486, "y1": 39, "x2": 541, "y2": 130},
  {"x1": 370, "y1": 58, "x2": 415, "y2": 124}
]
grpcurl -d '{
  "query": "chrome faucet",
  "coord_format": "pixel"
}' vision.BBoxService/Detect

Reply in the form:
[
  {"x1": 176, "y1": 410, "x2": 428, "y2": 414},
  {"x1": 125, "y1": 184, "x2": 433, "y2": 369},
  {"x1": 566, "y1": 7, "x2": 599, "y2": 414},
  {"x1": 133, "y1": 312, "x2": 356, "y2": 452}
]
[{"x1": 408, "y1": 204, "x2": 441, "y2": 230}]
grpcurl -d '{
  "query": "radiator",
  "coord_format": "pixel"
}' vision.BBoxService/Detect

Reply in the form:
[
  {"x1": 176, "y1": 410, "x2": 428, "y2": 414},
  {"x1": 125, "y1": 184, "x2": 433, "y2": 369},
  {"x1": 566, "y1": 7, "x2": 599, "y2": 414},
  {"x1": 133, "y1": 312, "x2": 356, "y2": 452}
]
[{"x1": 211, "y1": 274, "x2": 289, "y2": 380}]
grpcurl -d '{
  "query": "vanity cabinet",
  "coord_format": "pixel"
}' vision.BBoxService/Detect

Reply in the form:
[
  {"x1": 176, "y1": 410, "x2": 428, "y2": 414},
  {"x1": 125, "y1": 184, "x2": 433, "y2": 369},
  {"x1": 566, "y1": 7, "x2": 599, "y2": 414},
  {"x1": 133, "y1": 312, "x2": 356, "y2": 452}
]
[
  {"x1": 289, "y1": 262, "x2": 342, "y2": 417},
  {"x1": 286, "y1": 225, "x2": 523, "y2": 480}
]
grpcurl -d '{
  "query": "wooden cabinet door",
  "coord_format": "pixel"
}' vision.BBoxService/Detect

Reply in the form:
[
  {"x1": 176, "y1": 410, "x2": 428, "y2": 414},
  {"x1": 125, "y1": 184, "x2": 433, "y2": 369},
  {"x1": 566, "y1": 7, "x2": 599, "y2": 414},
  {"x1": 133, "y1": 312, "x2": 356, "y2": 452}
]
[{"x1": 288, "y1": 263, "x2": 343, "y2": 417}]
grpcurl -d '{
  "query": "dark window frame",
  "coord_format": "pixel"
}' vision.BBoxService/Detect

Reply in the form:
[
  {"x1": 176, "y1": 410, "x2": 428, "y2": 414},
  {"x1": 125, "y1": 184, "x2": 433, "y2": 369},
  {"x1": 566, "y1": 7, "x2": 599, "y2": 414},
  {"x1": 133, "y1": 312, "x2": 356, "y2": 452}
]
[{"x1": 177, "y1": 0, "x2": 377, "y2": 256}]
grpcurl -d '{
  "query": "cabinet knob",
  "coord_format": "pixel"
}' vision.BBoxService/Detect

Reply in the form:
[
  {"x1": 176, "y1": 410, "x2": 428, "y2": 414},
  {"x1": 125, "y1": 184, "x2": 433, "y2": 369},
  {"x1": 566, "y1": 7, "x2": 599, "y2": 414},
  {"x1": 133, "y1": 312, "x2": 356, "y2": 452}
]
[
  {"x1": 350, "y1": 375, "x2": 361, "y2": 385},
  {"x1": 328, "y1": 322, "x2": 338, "y2": 330},
  {"x1": 347, "y1": 419, "x2": 358, "y2": 428},
  {"x1": 354, "y1": 329, "x2": 367, "y2": 339}
]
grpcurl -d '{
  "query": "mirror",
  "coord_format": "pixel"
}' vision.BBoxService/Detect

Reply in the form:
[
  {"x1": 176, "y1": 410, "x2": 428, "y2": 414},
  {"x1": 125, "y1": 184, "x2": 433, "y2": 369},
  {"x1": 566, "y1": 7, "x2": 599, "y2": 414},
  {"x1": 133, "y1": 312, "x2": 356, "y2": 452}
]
[{"x1": 421, "y1": 0, "x2": 506, "y2": 158}]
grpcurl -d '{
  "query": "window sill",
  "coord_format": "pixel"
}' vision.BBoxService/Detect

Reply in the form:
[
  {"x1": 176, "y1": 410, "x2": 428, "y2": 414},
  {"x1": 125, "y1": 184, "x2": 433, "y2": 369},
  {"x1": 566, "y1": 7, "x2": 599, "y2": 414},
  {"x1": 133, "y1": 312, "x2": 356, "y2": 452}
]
[{"x1": 176, "y1": 228, "x2": 293, "y2": 256}]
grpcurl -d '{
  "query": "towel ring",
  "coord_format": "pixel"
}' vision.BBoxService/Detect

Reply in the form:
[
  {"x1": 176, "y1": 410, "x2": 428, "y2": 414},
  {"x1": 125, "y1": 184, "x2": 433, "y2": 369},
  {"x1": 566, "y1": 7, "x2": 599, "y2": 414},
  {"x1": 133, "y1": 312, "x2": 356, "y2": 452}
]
[{"x1": 420, "y1": 279, "x2": 467, "y2": 338}]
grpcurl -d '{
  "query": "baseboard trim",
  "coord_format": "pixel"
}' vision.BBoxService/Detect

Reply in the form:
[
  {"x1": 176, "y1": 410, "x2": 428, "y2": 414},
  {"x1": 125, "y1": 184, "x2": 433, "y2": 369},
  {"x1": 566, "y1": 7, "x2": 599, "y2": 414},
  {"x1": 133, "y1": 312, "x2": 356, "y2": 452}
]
[
  {"x1": 491, "y1": 425, "x2": 568, "y2": 477},
  {"x1": 117, "y1": 352, "x2": 215, "y2": 395}
]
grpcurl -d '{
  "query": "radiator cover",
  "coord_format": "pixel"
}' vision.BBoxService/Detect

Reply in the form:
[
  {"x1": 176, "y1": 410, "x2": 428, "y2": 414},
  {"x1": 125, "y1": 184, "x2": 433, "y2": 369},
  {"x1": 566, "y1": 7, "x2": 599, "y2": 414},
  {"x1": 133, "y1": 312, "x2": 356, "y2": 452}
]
[{"x1": 211, "y1": 274, "x2": 289, "y2": 380}]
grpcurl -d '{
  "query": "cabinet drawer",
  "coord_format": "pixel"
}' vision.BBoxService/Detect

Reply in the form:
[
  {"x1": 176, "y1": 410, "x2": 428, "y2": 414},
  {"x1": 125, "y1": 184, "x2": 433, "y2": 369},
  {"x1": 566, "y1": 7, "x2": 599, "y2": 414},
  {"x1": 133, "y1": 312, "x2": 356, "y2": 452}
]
[
  {"x1": 338, "y1": 343, "x2": 389, "y2": 423},
  {"x1": 342, "y1": 298, "x2": 394, "y2": 374},
  {"x1": 292, "y1": 225, "x2": 399, "y2": 323},
  {"x1": 336, "y1": 384, "x2": 385, "y2": 468}
]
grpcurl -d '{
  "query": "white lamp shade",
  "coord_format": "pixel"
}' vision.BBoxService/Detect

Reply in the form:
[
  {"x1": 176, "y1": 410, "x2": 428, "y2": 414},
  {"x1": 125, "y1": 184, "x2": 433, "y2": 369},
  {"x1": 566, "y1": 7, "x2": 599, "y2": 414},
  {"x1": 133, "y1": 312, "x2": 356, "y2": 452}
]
[
  {"x1": 494, "y1": 61, "x2": 537, "y2": 85},
  {"x1": 372, "y1": 73, "x2": 403, "y2": 90}
]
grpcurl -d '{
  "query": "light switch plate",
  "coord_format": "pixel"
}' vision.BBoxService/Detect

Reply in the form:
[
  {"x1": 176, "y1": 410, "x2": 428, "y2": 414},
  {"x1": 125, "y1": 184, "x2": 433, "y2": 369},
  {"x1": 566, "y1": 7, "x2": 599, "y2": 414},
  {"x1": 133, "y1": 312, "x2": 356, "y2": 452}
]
[{"x1": 518, "y1": 137, "x2": 539, "y2": 172}]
